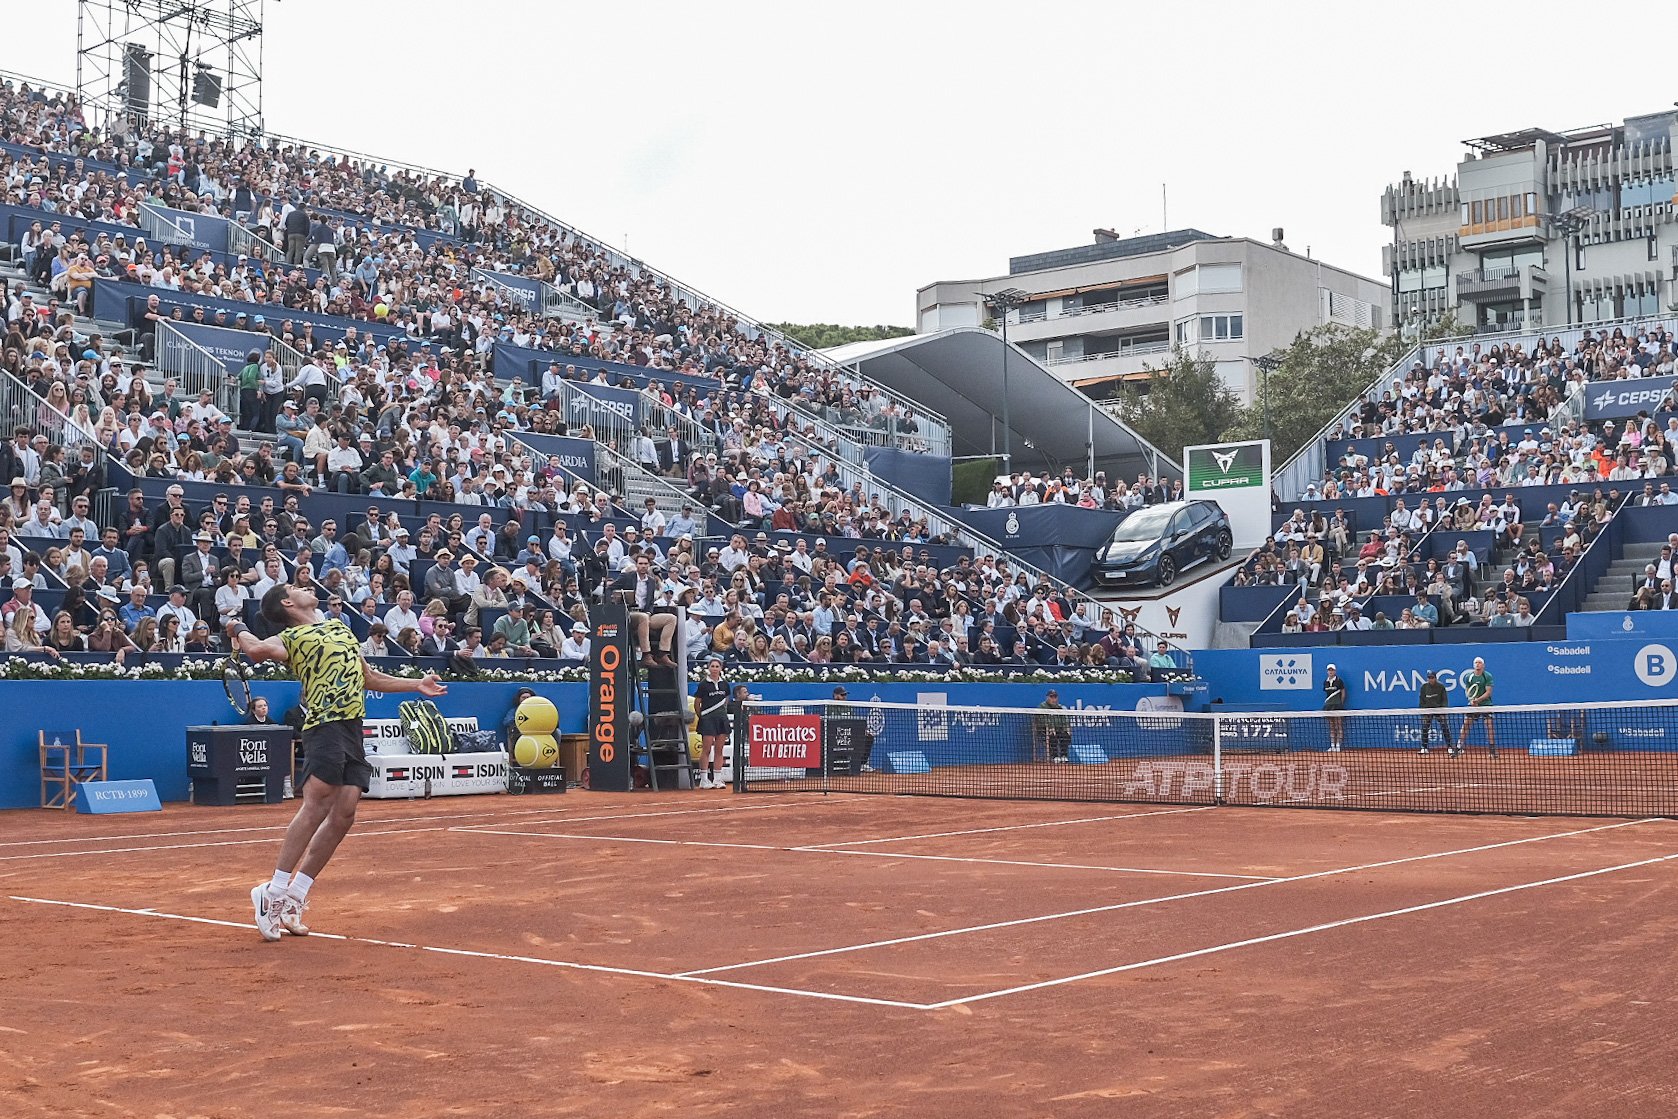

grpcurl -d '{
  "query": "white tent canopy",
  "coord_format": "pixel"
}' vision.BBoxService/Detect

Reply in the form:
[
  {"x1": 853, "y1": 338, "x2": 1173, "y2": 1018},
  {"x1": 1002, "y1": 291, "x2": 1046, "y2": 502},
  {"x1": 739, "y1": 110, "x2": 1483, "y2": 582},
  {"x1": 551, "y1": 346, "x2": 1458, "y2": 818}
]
[{"x1": 821, "y1": 328, "x2": 1181, "y2": 482}]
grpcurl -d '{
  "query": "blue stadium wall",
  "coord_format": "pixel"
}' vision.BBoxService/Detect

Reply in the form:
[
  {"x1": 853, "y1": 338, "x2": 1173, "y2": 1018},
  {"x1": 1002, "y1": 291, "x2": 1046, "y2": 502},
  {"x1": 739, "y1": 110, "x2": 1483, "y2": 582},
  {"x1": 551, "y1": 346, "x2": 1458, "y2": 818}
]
[
  {"x1": 1193, "y1": 637, "x2": 1666, "y2": 710},
  {"x1": 0, "y1": 680, "x2": 1171, "y2": 810}
]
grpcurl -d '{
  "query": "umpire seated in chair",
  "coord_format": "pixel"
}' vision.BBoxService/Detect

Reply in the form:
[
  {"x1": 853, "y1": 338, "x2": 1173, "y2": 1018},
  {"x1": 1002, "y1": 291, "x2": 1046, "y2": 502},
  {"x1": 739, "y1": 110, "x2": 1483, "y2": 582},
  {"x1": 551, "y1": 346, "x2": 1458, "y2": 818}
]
[{"x1": 609, "y1": 553, "x2": 677, "y2": 667}]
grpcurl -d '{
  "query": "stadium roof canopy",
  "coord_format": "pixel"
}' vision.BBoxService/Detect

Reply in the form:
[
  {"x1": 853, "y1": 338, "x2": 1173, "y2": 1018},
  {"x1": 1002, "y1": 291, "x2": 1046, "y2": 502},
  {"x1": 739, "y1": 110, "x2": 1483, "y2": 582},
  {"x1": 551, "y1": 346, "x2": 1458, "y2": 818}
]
[{"x1": 821, "y1": 327, "x2": 1182, "y2": 481}]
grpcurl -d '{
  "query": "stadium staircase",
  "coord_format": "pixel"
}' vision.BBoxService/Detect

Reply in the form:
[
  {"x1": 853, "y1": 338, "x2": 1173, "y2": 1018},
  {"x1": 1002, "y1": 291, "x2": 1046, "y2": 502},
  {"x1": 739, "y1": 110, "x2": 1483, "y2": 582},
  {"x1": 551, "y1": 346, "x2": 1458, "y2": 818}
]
[{"x1": 1578, "y1": 541, "x2": 1667, "y2": 614}]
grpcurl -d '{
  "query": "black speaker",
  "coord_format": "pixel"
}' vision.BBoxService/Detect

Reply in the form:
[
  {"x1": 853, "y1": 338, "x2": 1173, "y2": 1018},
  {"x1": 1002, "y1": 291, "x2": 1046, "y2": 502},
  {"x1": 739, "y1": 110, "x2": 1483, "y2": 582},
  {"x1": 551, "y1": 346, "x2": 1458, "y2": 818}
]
[
  {"x1": 123, "y1": 43, "x2": 152, "y2": 117},
  {"x1": 191, "y1": 69, "x2": 221, "y2": 108}
]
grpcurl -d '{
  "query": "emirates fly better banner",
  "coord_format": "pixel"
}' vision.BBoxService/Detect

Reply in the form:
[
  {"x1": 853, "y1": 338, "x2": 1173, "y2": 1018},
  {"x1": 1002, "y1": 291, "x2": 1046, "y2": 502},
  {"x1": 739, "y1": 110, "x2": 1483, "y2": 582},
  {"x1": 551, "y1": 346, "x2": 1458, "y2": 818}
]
[{"x1": 748, "y1": 715, "x2": 823, "y2": 768}]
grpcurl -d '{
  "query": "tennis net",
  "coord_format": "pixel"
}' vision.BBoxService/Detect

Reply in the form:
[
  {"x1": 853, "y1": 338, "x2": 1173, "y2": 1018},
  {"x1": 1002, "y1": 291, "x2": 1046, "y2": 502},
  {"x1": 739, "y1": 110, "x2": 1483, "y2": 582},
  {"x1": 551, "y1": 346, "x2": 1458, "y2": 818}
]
[{"x1": 735, "y1": 697, "x2": 1678, "y2": 818}]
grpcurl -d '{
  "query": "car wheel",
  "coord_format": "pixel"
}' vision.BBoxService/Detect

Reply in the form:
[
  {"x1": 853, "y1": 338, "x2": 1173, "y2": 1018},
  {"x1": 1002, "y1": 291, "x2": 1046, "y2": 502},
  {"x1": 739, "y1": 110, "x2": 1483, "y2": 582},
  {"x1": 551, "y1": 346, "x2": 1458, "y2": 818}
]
[
  {"x1": 1157, "y1": 554, "x2": 1177, "y2": 586},
  {"x1": 1216, "y1": 529, "x2": 1232, "y2": 560}
]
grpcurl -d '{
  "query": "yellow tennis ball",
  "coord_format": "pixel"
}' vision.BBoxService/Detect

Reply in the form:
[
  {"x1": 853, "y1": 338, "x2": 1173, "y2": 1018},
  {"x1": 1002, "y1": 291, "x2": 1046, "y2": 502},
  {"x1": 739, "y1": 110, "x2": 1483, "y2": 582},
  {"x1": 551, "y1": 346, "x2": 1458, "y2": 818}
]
[
  {"x1": 513, "y1": 734, "x2": 557, "y2": 769},
  {"x1": 514, "y1": 695, "x2": 558, "y2": 736},
  {"x1": 534, "y1": 738, "x2": 559, "y2": 769}
]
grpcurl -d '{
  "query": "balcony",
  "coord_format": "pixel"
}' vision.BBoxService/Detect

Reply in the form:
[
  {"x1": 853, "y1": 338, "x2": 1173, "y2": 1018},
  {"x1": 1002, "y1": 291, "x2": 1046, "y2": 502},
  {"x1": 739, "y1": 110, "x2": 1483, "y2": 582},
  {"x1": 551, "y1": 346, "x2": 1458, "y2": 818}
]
[
  {"x1": 1045, "y1": 340, "x2": 1171, "y2": 368},
  {"x1": 1456, "y1": 263, "x2": 1548, "y2": 303},
  {"x1": 1006, "y1": 293, "x2": 1167, "y2": 337}
]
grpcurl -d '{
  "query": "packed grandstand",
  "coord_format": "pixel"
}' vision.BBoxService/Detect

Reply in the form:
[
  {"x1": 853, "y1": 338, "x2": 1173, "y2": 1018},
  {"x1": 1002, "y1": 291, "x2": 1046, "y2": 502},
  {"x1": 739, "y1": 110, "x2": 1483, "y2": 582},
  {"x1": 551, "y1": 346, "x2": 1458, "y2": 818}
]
[
  {"x1": 4, "y1": 68, "x2": 1677, "y2": 674},
  {"x1": 0, "y1": 73, "x2": 1191, "y2": 677}
]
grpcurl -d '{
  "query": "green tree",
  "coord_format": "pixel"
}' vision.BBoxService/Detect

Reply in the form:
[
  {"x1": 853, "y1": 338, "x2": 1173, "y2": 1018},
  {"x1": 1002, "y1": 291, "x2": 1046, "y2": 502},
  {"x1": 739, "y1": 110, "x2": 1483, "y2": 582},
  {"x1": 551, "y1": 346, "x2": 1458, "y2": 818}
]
[
  {"x1": 767, "y1": 323, "x2": 915, "y2": 350},
  {"x1": 1112, "y1": 348, "x2": 1243, "y2": 461},
  {"x1": 1226, "y1": 324, "x2": 1407, "y2": 463}
]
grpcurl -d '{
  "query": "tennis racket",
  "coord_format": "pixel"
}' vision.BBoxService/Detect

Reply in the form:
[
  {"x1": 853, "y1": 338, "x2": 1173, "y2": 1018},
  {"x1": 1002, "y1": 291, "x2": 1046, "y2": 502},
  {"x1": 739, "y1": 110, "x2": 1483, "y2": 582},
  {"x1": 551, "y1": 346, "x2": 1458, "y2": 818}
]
[{"x1": 221, "y1": 646, "x2": 252, "y2": 717}]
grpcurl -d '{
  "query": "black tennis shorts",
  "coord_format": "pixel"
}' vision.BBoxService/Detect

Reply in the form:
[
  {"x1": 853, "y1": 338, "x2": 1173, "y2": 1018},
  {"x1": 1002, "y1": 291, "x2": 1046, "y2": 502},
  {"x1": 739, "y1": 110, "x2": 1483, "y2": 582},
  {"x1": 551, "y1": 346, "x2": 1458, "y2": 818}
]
[
  {"x1": 698, "y1": 714, "x2": 729, "y2": 737},
  {"x1": 300, "y1": 718, "x2": 372, "y2": 791}
]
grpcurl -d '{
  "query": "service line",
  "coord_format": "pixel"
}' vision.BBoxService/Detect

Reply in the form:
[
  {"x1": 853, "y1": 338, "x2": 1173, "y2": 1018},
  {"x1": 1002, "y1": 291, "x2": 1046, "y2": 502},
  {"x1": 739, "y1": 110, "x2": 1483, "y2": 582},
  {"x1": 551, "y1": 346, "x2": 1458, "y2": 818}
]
[{"x1": 679, "y1": 817, "x2": 1664, "y2": 976}]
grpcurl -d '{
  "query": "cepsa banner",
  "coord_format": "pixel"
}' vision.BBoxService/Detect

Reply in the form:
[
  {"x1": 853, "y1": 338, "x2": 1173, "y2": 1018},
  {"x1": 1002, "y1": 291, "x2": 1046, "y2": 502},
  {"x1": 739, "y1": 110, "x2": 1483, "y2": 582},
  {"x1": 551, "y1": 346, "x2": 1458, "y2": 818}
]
[{"x1": 748, "y1": 715, "x2": 823, "y2": 768}]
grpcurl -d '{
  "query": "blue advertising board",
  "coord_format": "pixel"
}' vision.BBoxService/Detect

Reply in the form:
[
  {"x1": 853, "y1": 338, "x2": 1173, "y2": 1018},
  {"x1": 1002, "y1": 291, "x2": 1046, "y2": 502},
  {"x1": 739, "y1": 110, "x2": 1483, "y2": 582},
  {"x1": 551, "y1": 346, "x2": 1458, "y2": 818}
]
[
  {"x1": 0, "y1": 676, "x2": 1169, "y2": 809},
  {"x1": 955, "y1": 504, "x2": 1126, "y2": 587},
  {"x1": 863, "y1": 445, "x2": 951, "y2": 505},
  {"x1": 1567, "y1": 611, "x2": 1678, "y2": 641},
  {"x1": 1584, "y1": 376, "x2": 1677, "y2": 422},
  {"x1": 143, "y1": 205, "x2": 232, "y2": 253},
  {"x1": 1195, "y1": 637, "x2": 1675, "y2": 710},
  {"x1": 163, "y1": 321, "x2": 281, "y2": 376},
  {"x1": 567, "y1": 382, "x2": 644, "y2": 427},
  {"x1": 514, "y1": 432, "x2": 598, "y2": 484},
  {"x1": 476, "y1": 269, "x2": 543, "y2": 313},
  {"x1": 93, "y1": 280, "x2": 408, "y2": 353}
]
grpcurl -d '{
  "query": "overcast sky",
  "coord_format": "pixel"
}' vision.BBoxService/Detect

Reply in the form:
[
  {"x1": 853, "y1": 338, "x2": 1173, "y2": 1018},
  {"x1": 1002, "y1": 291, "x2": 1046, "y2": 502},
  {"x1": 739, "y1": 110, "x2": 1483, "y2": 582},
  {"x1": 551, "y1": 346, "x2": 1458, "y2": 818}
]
[{"x1": 3, "y1": 2, "x2": 1665, "y2": 327}]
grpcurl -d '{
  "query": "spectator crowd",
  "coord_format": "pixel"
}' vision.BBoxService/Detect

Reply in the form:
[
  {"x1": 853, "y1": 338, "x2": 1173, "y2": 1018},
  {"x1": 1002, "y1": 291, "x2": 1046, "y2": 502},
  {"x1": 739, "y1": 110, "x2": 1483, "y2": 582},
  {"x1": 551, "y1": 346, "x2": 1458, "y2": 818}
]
[{"x1": 0, "y1": 78, "x2": 1176, "y2": 676}]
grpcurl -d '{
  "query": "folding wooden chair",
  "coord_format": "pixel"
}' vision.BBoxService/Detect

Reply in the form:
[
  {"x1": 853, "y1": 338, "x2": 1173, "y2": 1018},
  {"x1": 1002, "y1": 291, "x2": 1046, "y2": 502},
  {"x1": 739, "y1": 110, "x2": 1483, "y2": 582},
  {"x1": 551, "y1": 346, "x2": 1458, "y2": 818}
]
[{"x1": 40, "y1": 730, "x2": 109, "y2": 810}]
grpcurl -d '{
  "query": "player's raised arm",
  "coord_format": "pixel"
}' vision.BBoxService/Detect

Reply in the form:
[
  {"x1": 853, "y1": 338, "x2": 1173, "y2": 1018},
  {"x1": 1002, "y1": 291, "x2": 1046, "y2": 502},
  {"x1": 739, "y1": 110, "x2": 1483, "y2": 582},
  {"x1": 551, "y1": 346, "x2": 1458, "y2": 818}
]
[
  {"x1": 362, "y1": 658, "x2": 448, "y2": 698},
  {"x1": 227, "y1": 621, "x2": 289, "y2": 664}
]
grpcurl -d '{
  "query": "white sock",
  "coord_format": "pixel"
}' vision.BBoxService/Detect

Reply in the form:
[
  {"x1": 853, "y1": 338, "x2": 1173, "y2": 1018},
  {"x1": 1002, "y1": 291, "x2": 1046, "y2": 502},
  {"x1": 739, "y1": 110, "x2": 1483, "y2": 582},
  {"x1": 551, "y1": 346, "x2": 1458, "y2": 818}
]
[
  {"x1": 287, "y1": 872, "x2": 314, "y2": 901},
  {"x1": 269, "y1": 869, "x2": 291, "y2": 894}
]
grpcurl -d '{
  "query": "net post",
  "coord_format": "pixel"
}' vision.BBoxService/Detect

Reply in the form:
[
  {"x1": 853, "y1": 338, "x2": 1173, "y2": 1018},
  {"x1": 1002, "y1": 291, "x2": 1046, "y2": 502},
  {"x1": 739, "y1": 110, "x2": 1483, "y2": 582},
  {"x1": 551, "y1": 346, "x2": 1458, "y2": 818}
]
[{"x1": 1212, "y1": 714, "x2": 1224, "y2": 806}]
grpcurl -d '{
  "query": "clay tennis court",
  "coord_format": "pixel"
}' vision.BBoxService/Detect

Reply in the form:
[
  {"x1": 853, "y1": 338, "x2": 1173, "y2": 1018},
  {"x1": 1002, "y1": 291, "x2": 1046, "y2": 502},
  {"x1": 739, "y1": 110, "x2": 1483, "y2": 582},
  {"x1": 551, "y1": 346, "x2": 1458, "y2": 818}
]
[{"x1": 3, "y1": 791, "x2": 1676, "y2": 1117}]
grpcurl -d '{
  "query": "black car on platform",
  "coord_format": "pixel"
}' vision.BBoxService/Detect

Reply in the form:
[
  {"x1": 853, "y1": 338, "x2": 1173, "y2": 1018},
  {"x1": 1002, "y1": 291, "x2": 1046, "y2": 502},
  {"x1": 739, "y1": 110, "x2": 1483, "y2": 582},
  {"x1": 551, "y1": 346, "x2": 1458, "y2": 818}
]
[{"x1": 1090, "y1": 499, "x2": 1232, "y2": 588}]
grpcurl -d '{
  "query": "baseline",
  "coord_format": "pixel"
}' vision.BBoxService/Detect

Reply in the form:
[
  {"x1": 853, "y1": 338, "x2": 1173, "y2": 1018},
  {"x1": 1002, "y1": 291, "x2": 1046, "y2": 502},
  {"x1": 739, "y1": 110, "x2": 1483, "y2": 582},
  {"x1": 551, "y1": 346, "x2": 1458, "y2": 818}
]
[
  {"x1": 0, "y1": 801, "x2": 806, "y2": 864},
  {"x1": 4, "y1": 895, "x2": 931, "y2": 1011}
]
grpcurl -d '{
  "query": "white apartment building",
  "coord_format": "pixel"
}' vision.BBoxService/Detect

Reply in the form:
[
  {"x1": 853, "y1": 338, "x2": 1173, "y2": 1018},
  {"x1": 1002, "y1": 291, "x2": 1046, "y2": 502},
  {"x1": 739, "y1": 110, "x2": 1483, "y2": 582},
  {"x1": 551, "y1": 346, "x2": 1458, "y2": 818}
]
[
  {"x1": 916, "y1": 229, "x2": 1386, "y2": 404},
  {"x1": 1383, "y1": 110, "x2": 1678, "y2": 335}
]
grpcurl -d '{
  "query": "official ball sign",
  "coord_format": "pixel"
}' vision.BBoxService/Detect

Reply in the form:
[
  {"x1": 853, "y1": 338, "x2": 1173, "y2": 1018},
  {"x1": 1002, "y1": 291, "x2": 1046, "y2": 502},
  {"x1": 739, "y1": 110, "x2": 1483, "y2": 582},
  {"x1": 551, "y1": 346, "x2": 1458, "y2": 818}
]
[{"x1": 748, "y1": 715, "x2": 822, "y2": 768}]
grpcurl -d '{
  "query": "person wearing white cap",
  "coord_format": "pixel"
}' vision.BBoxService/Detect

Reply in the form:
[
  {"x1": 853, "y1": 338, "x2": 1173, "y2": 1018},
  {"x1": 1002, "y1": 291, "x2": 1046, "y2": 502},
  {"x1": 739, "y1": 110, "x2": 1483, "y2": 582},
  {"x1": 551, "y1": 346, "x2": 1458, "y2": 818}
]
[
  {"x1": 2, "y1": 575, "x2": 50, "y2": 636},
  {"x1": 386, "y1": 526, "x2": 416, "y2": 576},
  {"x1": 1322, "y1": 663, "x2": 1348, "y2": 752},
  {"x1": 559, "y1": 621, "x2": 591, "y2": 660}
]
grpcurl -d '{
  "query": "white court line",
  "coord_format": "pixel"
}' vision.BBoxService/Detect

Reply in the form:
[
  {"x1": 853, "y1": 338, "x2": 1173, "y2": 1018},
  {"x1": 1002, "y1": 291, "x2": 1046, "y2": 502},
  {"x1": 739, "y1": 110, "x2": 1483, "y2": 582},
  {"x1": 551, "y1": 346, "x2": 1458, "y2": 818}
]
[
  {"x1": 454, "y1": 799, "x2": 817, "y2": 832},
  {"x1": 0, "y1": 823, "x2": 460, "y2": 862},
  {"x1": 5, "y1": 896, "x2": 929, "y2": 1012},
  {"x1": 0, "y1": 801, "x2": 808, "y2": 864},
  {"x1": 471, "y1": 829, "x2": 789, "y2": 852},
  {"x1": 817, "y1": 849, "x2": 1276, "y2": 880},
  {"x1": 465, "y1": 827, "x2": 1274, "y2": 879},
  {"x1": 922, "y1": 849, "x2": 1678, "y2": 1008},
  {"x1": 677, "y1": 817, "x2": 1664, "y2": 976},
  {"x1": 791, "y1": 806, "x2": 1213, "y2": 849},
  {"x1": 0, "y1": 797, "x2": 728, "y2": 849}
]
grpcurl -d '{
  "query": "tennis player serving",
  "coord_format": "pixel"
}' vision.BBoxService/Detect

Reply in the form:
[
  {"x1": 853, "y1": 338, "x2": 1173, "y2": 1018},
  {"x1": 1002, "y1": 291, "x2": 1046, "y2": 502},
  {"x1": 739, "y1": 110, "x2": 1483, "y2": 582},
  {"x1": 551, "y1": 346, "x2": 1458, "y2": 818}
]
[
  {"x1": 228, "y1": 581, "x2": 446, "y2": 941},
  {"x1": 1452, "y1": 656, "x2": 1496, "y2": 759}
]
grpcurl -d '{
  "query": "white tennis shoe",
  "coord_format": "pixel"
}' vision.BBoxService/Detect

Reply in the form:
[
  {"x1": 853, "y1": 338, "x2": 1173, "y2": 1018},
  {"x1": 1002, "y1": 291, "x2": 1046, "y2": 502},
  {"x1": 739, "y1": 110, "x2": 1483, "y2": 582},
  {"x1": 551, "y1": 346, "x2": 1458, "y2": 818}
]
[
  {"x1": 279, "y1": 895, "x2": 311, "y2": 936},
  {"x1": 251, "y1": 883, "x2": 283, "y2": 942}
]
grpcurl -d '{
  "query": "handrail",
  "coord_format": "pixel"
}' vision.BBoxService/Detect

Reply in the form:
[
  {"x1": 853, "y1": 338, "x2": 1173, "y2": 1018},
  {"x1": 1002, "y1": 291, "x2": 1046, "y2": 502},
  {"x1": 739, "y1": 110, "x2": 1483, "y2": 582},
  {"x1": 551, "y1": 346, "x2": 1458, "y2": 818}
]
[
  {"x1": 228, "y1": 219, "x2": 284, "y2": 266},
  {"x1": 1535, "y1": 493, "x2": 1627, "y2": 625},
  {"x1": 155, "y1": 321, "x2": 236, "y2": 417},
  {"x1": 0, "y1": 369, "x2": 105, "y2": 462},
  {"x1": 136, "y1": 203, "x2": 195, "y2": 248},
  {"x1": 469, "y1": 267, "x2": 595, "y2": 323},
  {"x1": 1020, "y1": 294, "x2": 1169, "y2": 323},
  {"x1": 1045, "y1": 342, "x2": 1171, "y2": 366},
  {"x1": 590, "y1": 438, "x2": 700, "y2": 518}
]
